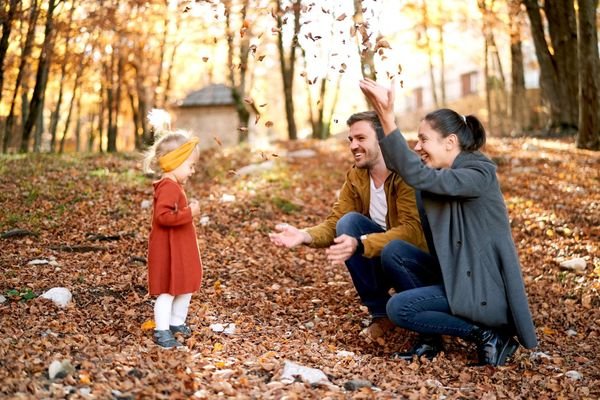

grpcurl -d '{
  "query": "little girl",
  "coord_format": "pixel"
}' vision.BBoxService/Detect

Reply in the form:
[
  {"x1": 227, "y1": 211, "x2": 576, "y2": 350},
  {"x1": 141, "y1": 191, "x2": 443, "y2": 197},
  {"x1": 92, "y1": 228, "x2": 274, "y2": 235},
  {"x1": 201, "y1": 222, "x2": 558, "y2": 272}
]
[{"x1": 143, "y1": 131, "x2": 203, "y2": 348}]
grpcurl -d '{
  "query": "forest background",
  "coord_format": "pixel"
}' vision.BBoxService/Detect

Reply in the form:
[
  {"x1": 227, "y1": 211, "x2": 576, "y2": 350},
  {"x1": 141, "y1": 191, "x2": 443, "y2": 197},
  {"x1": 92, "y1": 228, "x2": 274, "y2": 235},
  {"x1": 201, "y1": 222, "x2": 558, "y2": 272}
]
[{"x1": 0, "y1": 0, "x2": 599, "y2": 152}]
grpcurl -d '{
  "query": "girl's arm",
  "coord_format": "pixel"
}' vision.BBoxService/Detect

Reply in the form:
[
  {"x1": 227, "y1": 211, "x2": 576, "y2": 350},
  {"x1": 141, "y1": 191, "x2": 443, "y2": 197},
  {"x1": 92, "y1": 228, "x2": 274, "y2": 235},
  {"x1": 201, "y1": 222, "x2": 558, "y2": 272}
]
[{"x1": 154, "y1": 181, "x2": 193, "y2": 227}]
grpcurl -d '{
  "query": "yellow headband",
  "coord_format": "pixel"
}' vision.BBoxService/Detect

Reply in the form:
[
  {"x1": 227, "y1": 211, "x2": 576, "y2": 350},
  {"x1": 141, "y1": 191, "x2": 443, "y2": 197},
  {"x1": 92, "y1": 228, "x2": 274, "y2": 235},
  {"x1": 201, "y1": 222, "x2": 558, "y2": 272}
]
[{"x1": 158, "y1": 137, "x2": 199, "y2": 172}]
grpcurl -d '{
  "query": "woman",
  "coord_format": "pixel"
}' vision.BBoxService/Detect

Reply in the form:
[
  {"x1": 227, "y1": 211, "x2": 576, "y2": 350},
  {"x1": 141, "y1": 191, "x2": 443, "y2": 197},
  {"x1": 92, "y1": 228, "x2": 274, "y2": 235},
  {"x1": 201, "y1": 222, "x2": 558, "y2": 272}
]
[{"x1": 359, "y1": 78, "x2": 537, "y2": 366}]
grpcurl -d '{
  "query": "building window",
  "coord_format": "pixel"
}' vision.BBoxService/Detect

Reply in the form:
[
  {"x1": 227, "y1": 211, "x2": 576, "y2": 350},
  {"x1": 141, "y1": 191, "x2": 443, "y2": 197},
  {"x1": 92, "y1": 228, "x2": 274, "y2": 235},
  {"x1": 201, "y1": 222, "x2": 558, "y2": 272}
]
[
  {"x1": 461, "y1": 71, "x2": 478, "y2": 96},
  {"x1": 414, "y1": 87, "x2": 423, "y2": 109}
]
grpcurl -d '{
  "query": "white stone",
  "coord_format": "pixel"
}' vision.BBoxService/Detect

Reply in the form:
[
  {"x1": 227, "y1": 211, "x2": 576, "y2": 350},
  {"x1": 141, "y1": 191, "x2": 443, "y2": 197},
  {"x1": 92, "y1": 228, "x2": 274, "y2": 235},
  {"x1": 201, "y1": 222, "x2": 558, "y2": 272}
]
[
  {"x1": 40, "y1": 287, "x2": 72, "y2": 308},
  {"x1": 565, "y1": 370, "x2": 583, "y2": 380},
  {"x1": 48, "y1": 360, "x2": 74, "y2": 379},
  {"x1": 210, "y1": 323, "x2": 236, "y2": 335},
  {"x1": 530, "y1": 351, "x2": 552, "y2": 361},
  {"x1": 336, "y1": 350, "x2": 355, "y2": 358},
  {"x1": 0, "y1": 295, "x2": 6, "y2": 304},
  {"x1": 28, "y1": 259, "x2": 49, "y2": 265},
  {"x1": 559, "y1": 257, "x2": 587, "y2": 273},
  {"x1": 220, "y1": 194, "x2": 236, "y2": 203},
  {"x1": 566, "y1": 329, "x2": 577, "y2": 336},
  {"x1": 141, "y1": 199, "x2": 152, "y2": 209},
  {"x1": 236, "y1": 160, "x2": 275, "y2": 176},
  {"x1": 199, "y1": 216, "x2": 210, "y2": 226},
  {"x1": 287, "y1": 149, "x2": 317, "y2": 158},
  {"x1": 280, "y1": 360, "x2": 329, "y2": 385}
]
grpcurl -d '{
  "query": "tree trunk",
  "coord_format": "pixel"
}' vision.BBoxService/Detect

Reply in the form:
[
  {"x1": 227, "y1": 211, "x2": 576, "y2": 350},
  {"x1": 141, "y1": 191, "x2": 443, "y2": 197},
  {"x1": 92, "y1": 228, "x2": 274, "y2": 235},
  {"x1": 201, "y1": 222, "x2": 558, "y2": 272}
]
[
  {"x1": 484, "y1": 36, "x2": 492, "y2": 131},
  {"x1": 225, "y1": 0, "x2": 252, "y2": 143},
  {"x1": 162, "y1": 24, "x2": 182, "y2": 108},
  {"x1": 33, "y1": 99, "x2": 44, "y2": 152},
  {"x1": 74, "y1": 92, "x2": 82, "y2": 152},
  {"x1": 544, "y1": 0, "x2": 578, "y2": 132},
  {"x1": 21, "y1": 0, "x2": 58, "y2": 153},
  {"x1": 276, "y1": 0, "x2": 300, "y2": 141},
  {"x1": 0, "y1": 0, "x2": 20, "y2": 107},
  {"x1": 523, "y1": 0, "x2": 578, "y2": 135},
  {"x1": 49, "y1": 1, "x2": 75, "y2": 152},
  {"x1": 421, "y1": 0, "x2": 438, "y2": 108},
  {"x1": 353, "y1": 0, "x2": 376, "y2": 81},
  {"x1": 576, "y1": 0, "x2": 600, "y2": 150},
  {"x1": 3, "y1": 0, "x2": 38, "y2": 153},
  {"x1": 59, "y1": 57, "x2": 83, "y2": 153},
  {"x1": 152, "y1": 1, "x2": 169, "y2": 108},
  {"x1": 509, "y1": 0, "x2": 529, "y2": 135},
  {"x1": 437, "y1": 1, "x2": 446, "y2": 106}
]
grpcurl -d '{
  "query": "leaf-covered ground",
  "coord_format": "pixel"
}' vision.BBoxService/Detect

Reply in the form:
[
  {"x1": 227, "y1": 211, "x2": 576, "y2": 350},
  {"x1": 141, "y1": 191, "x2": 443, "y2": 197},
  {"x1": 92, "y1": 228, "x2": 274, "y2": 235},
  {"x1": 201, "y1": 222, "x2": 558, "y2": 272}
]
[{"x1": 0, "y1": 136, "x2": 598, "y2": 399}]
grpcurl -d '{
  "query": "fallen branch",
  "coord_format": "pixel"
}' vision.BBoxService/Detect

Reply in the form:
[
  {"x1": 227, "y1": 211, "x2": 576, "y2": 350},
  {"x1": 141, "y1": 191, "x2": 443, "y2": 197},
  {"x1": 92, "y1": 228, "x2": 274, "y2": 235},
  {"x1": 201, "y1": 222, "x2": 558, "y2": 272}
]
[
  {"x1": 1, "y1": 228, "x2": 37, "y2": 239},
  {"x1": 49, "y1": 245, "x2": 108, "y2": 252},
  {"x1": 85, "y1": 232, "x2": 135, "y2": 241}
]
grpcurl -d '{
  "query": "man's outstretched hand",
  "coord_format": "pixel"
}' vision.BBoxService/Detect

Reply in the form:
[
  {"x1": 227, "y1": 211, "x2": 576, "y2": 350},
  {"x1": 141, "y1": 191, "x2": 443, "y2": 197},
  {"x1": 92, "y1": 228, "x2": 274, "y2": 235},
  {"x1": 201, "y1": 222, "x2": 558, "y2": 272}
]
[{"x1": 269, "y1": 223, "x2": 312, "y2": 248}]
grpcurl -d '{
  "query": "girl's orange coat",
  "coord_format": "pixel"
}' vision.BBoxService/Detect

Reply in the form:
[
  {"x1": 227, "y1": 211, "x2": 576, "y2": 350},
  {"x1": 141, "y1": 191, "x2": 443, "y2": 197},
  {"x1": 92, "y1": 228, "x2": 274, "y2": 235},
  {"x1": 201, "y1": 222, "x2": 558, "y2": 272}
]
[{"x1": 147, "y1": 178, "x2": 202, "y2": 295}]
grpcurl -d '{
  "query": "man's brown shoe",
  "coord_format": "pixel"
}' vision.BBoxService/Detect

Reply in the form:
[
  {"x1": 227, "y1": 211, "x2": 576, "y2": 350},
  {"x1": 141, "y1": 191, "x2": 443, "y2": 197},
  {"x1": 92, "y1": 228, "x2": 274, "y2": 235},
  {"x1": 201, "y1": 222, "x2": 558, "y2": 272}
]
[{"x1": 360, "y1": 317, "x2": 395, "y2": 341}]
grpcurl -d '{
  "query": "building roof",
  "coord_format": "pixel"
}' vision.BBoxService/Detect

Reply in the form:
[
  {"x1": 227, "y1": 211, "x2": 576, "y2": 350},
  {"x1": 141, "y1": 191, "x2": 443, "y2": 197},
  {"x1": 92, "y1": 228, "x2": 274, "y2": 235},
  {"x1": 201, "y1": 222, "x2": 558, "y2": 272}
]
[{"x1": 177, "y1": 83, "x2": 235, "y2": 107}]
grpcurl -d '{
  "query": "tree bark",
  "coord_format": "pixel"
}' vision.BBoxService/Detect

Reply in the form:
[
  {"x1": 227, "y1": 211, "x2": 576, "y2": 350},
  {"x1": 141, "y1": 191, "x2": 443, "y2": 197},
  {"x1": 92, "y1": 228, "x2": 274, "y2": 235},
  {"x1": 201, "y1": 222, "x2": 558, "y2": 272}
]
[
  {"x1": 225, "y1": 0, "x2": 252, "y2": 143},
  {"x1": 21, "y1": 0, "x2": 59, "y2": 153},
  {"x1": 353, "y1": 0, "x2": 376, "y2": 81},
  {"x1": 276, "y1": 0, "x2": 300, "y2": 141},
  {"x1": 576, "y1": 0, "x2": 600, "y2": 150},
  {"x1": 523, "y1": 0, "x2": 578, "y2": 135},
  {"x1": 509, "y1": 0, "x2": 528, "y2": 134},
  {"x1": 420, "y1": 0, "x2": 438, "y2": 108},
  {"x1": 3, "y1": 0, "x2": 38, "y2": 153},
  {"x1": 0, "y1": 0, "x2": 20, "y2": 107},
  {"x1": 50, "y1": 2, "x2": 76, "y2": 152}
]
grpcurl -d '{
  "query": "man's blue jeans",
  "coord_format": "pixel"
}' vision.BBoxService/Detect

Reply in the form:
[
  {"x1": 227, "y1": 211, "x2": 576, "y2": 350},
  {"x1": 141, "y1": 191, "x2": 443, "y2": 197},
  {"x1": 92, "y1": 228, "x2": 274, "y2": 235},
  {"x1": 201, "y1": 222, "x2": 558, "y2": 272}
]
[{"x1": 336, "y1": 212, "x2": 442, "y2": 318}]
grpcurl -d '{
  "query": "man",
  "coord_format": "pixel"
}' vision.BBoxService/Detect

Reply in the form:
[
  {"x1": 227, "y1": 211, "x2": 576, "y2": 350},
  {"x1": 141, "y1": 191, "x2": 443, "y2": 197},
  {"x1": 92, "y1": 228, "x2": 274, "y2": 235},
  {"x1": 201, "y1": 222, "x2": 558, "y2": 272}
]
[{"x1": 269, "y1": 111, "x2": 428, "y2": 340}]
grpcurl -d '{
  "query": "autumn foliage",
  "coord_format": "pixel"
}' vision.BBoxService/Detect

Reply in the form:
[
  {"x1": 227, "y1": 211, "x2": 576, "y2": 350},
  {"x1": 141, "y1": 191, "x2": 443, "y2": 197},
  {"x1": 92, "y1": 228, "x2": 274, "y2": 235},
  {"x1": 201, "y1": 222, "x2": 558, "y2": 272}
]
[{"x1": 0, "y1": 136, "x2": 598, "y2": 398}]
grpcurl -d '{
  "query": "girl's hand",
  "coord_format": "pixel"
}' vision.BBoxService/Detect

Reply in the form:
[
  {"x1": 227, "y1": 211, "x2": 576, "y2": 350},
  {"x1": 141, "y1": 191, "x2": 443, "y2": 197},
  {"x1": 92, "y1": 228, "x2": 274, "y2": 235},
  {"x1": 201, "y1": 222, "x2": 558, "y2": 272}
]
[
  {"x1": 269, "y1": 223, "x2": 312, "y2": 248},
  {"x1": 359, "y1": 78, "x2": 398, "y2": 134},
  {"x1": 189, "y1": 199, "x2": 200, "y2": 217}
]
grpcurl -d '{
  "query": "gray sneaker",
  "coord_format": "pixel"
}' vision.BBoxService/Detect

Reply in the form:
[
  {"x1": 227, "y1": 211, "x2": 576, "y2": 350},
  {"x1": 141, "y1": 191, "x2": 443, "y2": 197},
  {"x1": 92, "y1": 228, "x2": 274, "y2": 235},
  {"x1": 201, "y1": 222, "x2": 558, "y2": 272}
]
[
  {"x1": 169, "y1": 324, "x2": 192, "y2": 338},
  {"x1": 154, "y1": 330, "x2": 183, "y2": 348}
]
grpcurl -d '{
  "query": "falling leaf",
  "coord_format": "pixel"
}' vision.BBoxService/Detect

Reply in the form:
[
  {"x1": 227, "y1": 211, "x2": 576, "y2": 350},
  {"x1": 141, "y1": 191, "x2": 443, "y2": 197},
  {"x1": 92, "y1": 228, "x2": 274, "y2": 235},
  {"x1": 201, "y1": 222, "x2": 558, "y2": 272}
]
[
  {"x1": 79, "y1": 373, "x2": 92, "y2": 385},
  {"x1": 271, "y1": 27, "x2": 281, "y2": 33},
  {"x1": 238, "y1": 127, "x2": 248, "y2": 132},
  {"x1": 271, "y1": 153, "x2": 279, "y2": 157},
  {"x1": 374, "y1": 38, "x2": 391, "y2": 52},
  {"x1": 258, "y1": 55, "x2": 266, "y2": 62},
  {"x1": 141, "y1": 320, "x2": 156, "y2": 331},
  {"x1": 265, "y1": 121, "x2": 274, "y2": 128},
  {"x1": 398, "y1": 64, "x2": 403, "y2": 75},
  {"x1": 259, "y1": 103, "x2": 267, "y2": 107},
  {"x1": 202, "y1": 57, "x2": 209, "y2": 62},
  {"x1": 243, "y1": 97, "x2": 254, "y2": 105},
  {"x1": 336, "y1": 13, "x2": 346, "y2": 21},
  {"x1": 214, "y1": 136, "x2": 222, "y2": 146}
]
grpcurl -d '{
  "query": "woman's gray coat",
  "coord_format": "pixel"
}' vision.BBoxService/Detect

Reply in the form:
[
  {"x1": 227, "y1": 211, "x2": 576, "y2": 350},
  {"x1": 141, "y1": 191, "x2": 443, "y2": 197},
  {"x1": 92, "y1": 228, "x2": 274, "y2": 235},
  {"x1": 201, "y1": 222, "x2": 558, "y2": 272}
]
[{"x1": 380, "y1": 130, "x2": 537, "y2": 349}]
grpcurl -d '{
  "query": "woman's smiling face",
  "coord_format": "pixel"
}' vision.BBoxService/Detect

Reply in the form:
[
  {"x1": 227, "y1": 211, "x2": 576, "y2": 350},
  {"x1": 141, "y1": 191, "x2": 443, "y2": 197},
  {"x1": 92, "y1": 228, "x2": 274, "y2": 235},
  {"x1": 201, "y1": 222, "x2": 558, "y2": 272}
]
[{"x1": 414, "y1": 120, "x2": 458, "y2": 169}]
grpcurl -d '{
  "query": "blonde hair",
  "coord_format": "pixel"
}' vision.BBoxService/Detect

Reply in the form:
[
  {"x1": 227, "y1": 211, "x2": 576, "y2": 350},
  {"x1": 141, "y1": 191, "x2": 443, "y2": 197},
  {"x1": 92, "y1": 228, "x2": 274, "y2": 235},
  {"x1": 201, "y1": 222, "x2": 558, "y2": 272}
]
[{"x1": 142, "y1": 130, "x2": 197, "y2": 174}]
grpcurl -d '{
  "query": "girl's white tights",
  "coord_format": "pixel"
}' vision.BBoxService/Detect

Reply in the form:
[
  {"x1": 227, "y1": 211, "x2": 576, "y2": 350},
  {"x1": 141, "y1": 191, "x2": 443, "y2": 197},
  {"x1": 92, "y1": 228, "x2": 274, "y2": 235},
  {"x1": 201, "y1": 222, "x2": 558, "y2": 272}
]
[{"x1": 154, "y1": 293, "x2": 192, "y2": 330}]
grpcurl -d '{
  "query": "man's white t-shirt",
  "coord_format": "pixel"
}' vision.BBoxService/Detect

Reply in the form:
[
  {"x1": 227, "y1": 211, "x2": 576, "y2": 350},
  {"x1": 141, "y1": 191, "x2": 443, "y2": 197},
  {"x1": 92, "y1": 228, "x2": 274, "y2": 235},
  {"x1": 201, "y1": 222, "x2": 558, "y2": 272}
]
[{"x1": 369, "y1": 176, "x2": 387, "y2": 230}]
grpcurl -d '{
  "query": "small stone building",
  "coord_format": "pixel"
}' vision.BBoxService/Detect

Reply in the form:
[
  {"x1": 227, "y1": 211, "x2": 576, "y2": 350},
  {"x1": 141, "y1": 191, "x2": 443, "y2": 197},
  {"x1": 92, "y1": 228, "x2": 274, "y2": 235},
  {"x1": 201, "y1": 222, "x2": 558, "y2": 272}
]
[{"x1": 171, "y1": 83, "x2": 257, "y2": 150}]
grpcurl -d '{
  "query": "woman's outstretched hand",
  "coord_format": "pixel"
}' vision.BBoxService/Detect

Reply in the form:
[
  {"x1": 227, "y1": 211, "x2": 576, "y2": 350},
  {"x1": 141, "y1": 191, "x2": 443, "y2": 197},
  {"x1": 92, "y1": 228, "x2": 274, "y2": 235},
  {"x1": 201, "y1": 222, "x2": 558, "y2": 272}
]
[{"x1": 359, "y1": 78, "x2": 398, "y2": 135}]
